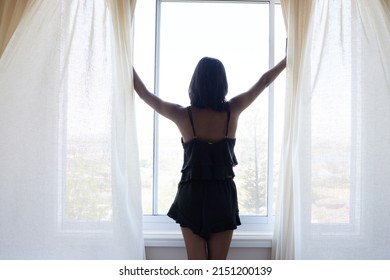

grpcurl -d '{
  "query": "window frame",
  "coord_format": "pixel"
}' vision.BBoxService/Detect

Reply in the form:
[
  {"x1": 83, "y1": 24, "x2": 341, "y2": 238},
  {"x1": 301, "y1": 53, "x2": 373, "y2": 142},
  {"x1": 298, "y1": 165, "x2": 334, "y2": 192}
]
[{"x1": 143, "y1": 0, "x2": 282, "y2": 238}]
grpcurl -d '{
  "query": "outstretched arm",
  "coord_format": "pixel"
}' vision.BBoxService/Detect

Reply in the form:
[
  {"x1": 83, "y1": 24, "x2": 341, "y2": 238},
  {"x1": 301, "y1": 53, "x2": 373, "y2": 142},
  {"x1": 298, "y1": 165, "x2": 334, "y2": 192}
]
[
  {"x1": 133, "y1": 67, "x2": 185, "y2": 122},
  {"x1": 229, "y1": 56, "x2": 286, "y2": 114}
]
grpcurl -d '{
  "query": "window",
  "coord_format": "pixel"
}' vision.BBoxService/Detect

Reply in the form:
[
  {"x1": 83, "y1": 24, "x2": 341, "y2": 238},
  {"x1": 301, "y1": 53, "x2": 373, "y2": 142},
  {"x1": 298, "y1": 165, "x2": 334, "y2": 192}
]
[
  {"x1": 134, "y1": 0, "x2": 286, "y2": 232},
  {"x1": 309, "y1": 1, "x2": 359, "y2": 233},
  {"x1": 59, "y1": 0, "x2": 113, "y2": 230}
]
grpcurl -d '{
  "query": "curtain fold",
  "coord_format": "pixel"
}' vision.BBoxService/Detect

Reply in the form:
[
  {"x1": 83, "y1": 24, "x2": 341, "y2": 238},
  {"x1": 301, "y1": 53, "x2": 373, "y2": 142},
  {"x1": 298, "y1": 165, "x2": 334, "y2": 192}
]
[
  {"x1": 272, "y1": 0, "x2": 316, "y2": 260},
  {"x1": 0, "y1": 0, "x2": 143, "y2": 259},
  {"x1": 106, "y1": 0, "x2": 144, "y2": 258},
  {"x1": 0, "y1": 0, "x2": 30, "y2": 57},
  {"x1": 273, "y1": 0, "x2": 390, "y2": 259}
]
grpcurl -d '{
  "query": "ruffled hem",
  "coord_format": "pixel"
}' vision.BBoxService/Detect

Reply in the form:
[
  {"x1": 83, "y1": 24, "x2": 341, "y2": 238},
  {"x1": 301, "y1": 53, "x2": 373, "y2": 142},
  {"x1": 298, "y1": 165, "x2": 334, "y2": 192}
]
[
  {"x1": 180, "y1": 137, "x2": 238, "y2": 182},
  {"x1": 167, "y1": 205, "x2": 241, "y2": 240},
  {"x1": 180, "y1": 166, "x2": 235, "y2": 183}
]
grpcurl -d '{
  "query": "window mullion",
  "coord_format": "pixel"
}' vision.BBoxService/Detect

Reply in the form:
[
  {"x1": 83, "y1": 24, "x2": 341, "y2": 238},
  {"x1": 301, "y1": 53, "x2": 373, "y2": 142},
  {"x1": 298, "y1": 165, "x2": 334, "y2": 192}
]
[
  {"x1": 152, "y1": 0, "x2": 162, "y2": 215},
  {"x1": 267, "y1": 0, "x2": 275, "y2": 223}
]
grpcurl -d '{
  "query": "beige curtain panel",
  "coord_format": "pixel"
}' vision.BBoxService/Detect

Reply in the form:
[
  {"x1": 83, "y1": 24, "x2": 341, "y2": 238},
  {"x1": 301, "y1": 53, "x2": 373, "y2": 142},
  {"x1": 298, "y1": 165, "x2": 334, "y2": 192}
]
[{"x1": 0, "y1": 0, "x2": 30, "y2": 57}]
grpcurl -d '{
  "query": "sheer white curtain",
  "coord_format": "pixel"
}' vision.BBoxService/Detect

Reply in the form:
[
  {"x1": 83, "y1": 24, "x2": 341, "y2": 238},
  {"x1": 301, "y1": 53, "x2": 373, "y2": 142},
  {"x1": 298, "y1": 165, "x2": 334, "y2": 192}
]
[
  {"x1": 0, "y1": 0, "x2": 143, "y2": 259},
  {"x1": 273, "y1": 0, "x2": 390, "y2": 259}
]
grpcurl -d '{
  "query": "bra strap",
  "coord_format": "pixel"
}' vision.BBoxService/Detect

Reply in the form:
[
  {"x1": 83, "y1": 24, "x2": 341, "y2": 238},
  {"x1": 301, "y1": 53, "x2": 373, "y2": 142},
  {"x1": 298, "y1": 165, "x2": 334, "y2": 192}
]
[
  {"x1": 225, "y1": 103, "x2": 231, "y2": 137},
  {"x1": 187, "y1": 107, "x2": 196, "y2": 138}
]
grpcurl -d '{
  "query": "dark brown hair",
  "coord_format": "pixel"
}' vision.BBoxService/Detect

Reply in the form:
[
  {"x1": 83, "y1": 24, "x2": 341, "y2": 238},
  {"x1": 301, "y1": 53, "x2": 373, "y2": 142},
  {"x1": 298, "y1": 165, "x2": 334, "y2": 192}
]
[{"x1": 188, "y1": 57, "x2": 228, "y2": 111}]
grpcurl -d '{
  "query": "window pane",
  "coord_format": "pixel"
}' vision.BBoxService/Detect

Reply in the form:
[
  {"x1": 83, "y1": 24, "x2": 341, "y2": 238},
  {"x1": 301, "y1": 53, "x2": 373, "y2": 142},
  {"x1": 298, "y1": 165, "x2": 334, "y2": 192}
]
[
  {"x1": 62, "y1": 0, "x2": 113, "y2": 222},
  {"x1": 134, "y1": 0, "x2": 156, "y2": 215},
  {"x1": 157, "y1": 2, "x2": 269, "y2": 215},
  {"x1": 310, "y1": 4, "x2": 352, "y2": 224}
]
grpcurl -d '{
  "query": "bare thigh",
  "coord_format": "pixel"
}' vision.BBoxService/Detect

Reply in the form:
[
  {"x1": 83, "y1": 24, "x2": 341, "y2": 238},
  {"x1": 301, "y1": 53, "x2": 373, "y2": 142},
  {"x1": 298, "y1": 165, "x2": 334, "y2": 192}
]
[
  {"x1": 181, "y1": 227, "x2": 207, "y2": 260},
  {"x1": 207, "y1": 230, "x2": 233, "y2": 260}
]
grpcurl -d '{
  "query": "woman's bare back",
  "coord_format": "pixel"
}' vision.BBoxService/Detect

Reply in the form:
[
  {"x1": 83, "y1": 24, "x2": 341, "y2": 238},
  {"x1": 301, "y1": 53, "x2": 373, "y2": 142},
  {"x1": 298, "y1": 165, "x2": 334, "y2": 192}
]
[{"x1": 177, "y1": 105, "x2": 238, "y2": 144}]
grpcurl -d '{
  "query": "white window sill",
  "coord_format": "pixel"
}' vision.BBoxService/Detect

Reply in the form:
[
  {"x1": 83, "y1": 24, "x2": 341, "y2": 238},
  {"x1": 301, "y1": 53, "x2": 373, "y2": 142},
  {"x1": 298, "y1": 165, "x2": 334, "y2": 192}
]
[
  {"x1": 143, "y1": 215, "x2": 274, "y2": 248},
  {"x1": 144, "y1": 230, "x2": 273, "y2": 248}
]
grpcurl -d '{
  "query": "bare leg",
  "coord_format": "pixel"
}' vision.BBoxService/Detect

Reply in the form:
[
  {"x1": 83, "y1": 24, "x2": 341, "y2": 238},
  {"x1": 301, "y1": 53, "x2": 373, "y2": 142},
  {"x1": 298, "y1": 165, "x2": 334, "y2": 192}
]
[
  {"x1": 181, "y1": 227, "x2": 207, "y2": 260},
  {"x1": 207, "y1": 230, "x2": 233, "y2": 260}
]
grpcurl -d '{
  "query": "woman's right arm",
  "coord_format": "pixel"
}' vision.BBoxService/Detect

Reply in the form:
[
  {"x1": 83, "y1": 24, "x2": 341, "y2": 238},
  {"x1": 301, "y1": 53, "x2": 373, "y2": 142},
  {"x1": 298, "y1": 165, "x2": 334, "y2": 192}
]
[{"x1": 133, "y1": 67, "x2": 185, "y2": 122}]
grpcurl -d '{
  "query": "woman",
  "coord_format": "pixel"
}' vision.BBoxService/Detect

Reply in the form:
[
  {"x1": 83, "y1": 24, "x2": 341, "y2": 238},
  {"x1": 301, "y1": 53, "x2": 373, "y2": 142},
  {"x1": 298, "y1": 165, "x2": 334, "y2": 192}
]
[{"x1": 133, "y1": 55, "x2": 286, "y2": 259}]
